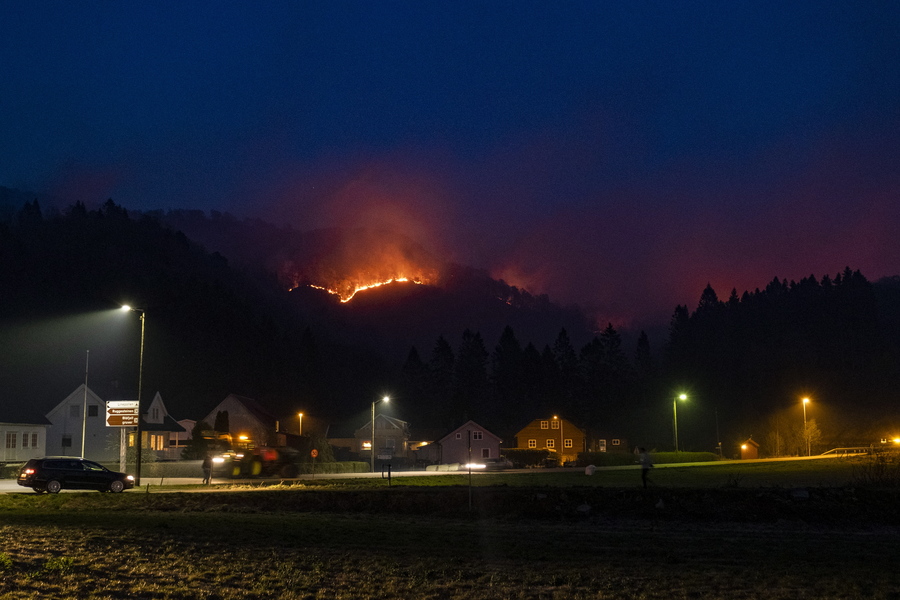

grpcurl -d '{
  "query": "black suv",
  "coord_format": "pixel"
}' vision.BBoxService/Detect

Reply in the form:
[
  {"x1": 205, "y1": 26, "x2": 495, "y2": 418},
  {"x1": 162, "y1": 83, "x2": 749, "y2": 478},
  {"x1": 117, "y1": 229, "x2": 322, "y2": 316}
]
[{"x1": 17, "y1": 457, "x2": 135, "y2": 494}]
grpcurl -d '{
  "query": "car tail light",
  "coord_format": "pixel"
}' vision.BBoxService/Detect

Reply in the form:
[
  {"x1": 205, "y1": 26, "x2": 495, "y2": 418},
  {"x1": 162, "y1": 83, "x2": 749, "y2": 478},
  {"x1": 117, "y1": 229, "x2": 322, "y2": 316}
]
[{"x1": 22, "y1": 468, "x2": 35, "y2": 475}]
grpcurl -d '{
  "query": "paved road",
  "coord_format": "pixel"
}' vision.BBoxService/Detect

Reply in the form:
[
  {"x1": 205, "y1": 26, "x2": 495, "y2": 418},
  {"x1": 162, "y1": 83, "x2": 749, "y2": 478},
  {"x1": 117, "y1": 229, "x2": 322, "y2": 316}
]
[
  {"x1": 1, "y1": 455, "x2": 837, "y2": 494},
  {"x1": 0, "y1": 467, "x2": 544, "y2": 494}
]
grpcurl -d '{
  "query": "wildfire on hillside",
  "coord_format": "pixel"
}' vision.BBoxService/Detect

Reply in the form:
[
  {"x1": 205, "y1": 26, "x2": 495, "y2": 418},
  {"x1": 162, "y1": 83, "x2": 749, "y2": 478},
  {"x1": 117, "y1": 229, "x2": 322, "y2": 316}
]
[
  {"x1": 280, "y1": 227, "x2": 441, "y2": 303},
  {"x1": 307, "y1": 277, "x2": 427, "y2": 303}
]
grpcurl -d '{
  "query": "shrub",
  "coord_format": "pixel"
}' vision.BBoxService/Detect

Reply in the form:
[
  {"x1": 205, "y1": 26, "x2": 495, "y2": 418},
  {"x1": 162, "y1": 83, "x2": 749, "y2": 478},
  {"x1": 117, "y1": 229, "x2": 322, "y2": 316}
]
[
  {"x1": 0, "y1": 553, "x2": 12, "y2": 571},
  {"x1": 852, "y1": 451, "x2": 900, "y2": 488},
  {"x1": 504, "y1": 448, "x2": 550, "y2": 468}
]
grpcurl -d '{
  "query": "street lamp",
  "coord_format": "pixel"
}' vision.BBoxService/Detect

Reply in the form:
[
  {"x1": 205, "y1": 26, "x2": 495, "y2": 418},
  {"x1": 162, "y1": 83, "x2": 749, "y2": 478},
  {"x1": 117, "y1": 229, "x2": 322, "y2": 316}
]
[
  {"x1": 371, "y1": 396, "x2": 389, "y2": 473},
  {"x1": 553, "y1": 415, "x2": 564, "y2": 465},
  {"x1": 297, "y1": 413, "x2": 304, "y2": 436},
  {"x1": 673, "y1": 393, "x2": 688, "y2": 452},
  {"x1": 802, "y1": 397, "x2": 810, "y2": 456},
  {"x1": 121, "y1": 305, "x2": 145, "y2": 485}
]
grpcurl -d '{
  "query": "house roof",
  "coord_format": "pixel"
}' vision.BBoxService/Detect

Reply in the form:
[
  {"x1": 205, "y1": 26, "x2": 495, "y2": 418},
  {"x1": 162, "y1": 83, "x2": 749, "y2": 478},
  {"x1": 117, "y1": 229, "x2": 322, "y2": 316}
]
[
  {"x1": 353, "y1": 414, "x2": 409, "y2": 437},
  {"x1": 140, "y1": 414, "x2": 186, "y2": 433},
  {"x1": 437, "y1": 420, "x2": 503, "y2": 445}
]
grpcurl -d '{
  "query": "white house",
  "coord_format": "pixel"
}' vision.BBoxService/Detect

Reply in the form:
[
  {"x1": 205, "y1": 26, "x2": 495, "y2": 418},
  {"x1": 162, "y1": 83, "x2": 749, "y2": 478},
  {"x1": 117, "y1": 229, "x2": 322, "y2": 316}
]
[
  {"x1": 44, "y1": 386, "x2": 185, "y2": 462},
  {"x1": 140, "y1": 392, "x2": 188, "y2": 460},
  {"x1": 44, "y1": 385, "x2": 119, "y2": 461},
  {"x1": 200, "y1": 394, "x2": 278, "y2": 447},
  {"x1": 353, "y1": 414, "x2": 411, "y2": 461},
  {"x1": 418, "y1": 420, "x2": 503, "y2": 465},
  {"x1": 1, "y1": 421, "x2": 47, "y2": 463}
]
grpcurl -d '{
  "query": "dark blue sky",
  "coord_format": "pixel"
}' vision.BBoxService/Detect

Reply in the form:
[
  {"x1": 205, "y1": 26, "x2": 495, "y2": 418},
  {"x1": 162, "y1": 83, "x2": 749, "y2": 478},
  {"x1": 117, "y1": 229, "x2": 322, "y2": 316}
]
[{"x1": 2, "y1": 2, "x2": 898, "y2": 326}]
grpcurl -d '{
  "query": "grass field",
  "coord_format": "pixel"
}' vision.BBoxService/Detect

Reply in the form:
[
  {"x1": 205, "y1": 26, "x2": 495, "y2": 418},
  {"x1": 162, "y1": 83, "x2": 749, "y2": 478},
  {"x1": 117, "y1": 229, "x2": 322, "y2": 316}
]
[{"x1": 2, "y1": 456, "x2": 900, "y2": 599}]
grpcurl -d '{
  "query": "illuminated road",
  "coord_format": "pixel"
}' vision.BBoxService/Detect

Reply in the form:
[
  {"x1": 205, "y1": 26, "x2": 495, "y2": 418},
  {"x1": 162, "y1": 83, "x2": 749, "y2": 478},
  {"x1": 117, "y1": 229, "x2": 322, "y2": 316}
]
[{"x1": 0, "y1": 456, "x2": 839, "y2": 494}]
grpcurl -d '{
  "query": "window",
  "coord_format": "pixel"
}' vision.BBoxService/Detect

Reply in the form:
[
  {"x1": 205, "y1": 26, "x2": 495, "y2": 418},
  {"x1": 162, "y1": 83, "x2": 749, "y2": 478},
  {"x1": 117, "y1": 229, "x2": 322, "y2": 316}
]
[
  {"x1": 551, "y1": 420, "x2": 560, "y2": 430},
  {"x1": 481, "y1": 448, "x2": 490, "y2": 458},
  {"x1": 456, "y1": 433, "x2": 462, "y2": 439},
  {"x1": 528, "y1": 439, "x2": 537, "y2": 449},
  {"x1": 598, "y1": 439, "x2": 607, "y2": 452},
  {"x1": 88, "y1": 405, "x2": 99, "y2": 417},
  {"x1": 150, "y1": 435, "x2": 164, "y2": 451},
  {"x1": 612, "y1": 439, "x2": 621, "y2": 446},
  {"x1": 62, "y1": 434, "x2": 72, "y2": 448},
  {"x1": 564, "y1": 439, "x2": 573, "y2": 448},
  {"x1": 472, "y1": 431, "x2": 483, "y2": 440},
  {"x1": 31, "y1": 433, "x2": 38, "y2": 448},
  {"x1": 70, "y1": 405, "x2": 80, "y2": 418},
  {"x1": 546, "y1": 439, "x2": 555, "y2": 449},
  {"x1": 540, "y1": 421, "x2": 549, "y2": 429},
  {"x1": 151, "y1": 408, "x2": 160, "y2": 420},
  {"x1": 5, "y1": 432, "x2": 16, "y2": 449}
]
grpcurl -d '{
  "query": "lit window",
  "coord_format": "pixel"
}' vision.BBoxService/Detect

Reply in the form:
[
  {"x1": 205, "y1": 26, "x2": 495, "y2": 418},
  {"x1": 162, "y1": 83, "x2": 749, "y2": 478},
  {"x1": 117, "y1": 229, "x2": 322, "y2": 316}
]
[
  {"x1": 564, "y1": 439, "x2": 573, "y2": 448},
  {"x1": 528, "y1": 439, "x2": 537, "y2": 449},
  {"x1": 540, "y1": 421, "x2": 549, "y2": 429},
  {"x1": 598, "y1": 439, "x2": 607, "y2": 452},
  {"x1": 473, "y1": 431, "x2": 483, "y2": 440},
  {"x1": 88, "y1": 405, "x2": 99, "y2": 417},
  {"x1": 362, "y1": 441, "x2": 372, "y2": 449},
  {"x1": 551, "y1": 420, "x2": 560, "y2": 430},
  {"x1": 612, "y1": 439, "x2": 621, "y2": 446},
  {"x1": 546, "y1": 439, "x2": 555, "y2": 449}
]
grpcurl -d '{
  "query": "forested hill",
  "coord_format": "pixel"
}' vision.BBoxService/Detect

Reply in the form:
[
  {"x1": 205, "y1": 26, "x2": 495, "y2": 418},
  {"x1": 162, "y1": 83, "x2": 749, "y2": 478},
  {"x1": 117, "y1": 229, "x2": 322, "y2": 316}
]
[
  {"x1": 0, "y1": 199, "x2": 387, "y2": 424},
  {"x1": 663, "y1": 273, "x2": 900, "y2": 450},
  {"x1": 0, "y1": 199, "x2": 597, "y2": 430},
  {"x1": 2, "y1": 197, "x2": 899, "y2": 453}
]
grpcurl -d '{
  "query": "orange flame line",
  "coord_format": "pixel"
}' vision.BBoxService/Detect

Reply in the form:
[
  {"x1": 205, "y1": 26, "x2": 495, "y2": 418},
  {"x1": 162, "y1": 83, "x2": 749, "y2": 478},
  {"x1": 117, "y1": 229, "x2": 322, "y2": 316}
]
[{"x1": 305, "y1": 278, "x2": 424, "y2": 303}]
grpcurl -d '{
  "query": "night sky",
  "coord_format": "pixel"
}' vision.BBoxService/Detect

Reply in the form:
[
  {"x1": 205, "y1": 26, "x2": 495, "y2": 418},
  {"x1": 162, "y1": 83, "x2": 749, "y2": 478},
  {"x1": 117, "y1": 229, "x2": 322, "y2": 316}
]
[{"x1": 2, "y1": 2, "x2": 898, "y2": 327}]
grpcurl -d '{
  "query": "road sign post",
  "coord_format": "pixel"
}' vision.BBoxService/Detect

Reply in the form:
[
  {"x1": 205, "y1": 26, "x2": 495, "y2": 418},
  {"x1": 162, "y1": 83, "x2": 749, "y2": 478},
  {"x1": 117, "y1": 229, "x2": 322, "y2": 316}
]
[{"x1": 106, "y1": 401, "x2": 139, "y2": 472}]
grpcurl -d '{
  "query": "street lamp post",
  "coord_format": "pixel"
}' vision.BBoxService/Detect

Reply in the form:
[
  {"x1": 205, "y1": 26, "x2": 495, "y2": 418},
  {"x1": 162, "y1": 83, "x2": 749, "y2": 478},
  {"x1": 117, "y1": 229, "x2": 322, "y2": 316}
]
[
  {"x1": 553, "y1": 415, "x2": 564, "y2": 465},
  {"x1": 371, "y1": 396, "x2": 389, "y2": 473},
  {"x1": 122, "y1": 306, "x2": 145, "y2": 486},
  {"x1": 673, "y1": 393, "x2": 688, "y2": 452},
  {"x1": 802, "y1": 397, "x2": 810, "y2": 456}
]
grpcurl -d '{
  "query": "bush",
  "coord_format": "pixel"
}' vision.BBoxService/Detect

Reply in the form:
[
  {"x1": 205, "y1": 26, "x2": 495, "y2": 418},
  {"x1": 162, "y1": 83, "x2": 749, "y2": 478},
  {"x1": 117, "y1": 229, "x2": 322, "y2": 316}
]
[
  {"x1": 852, "y1": 451, "x2": 900, "y2": 488},
  {"x1": 504, "y1": 448, "x2": 550, "y2": 468}
]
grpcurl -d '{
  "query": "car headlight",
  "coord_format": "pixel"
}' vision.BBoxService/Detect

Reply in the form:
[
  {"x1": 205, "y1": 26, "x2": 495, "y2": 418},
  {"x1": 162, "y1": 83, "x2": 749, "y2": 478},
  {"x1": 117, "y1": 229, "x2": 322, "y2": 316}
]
[{"x1": 126, "y1": 475, "x2": 135, "y2": 481}]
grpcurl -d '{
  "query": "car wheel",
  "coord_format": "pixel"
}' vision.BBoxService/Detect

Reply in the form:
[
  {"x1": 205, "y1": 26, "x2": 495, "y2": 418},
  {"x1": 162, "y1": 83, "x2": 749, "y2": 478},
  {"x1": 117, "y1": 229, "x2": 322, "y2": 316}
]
[
  {"x1": 109, "y1": 480, "x2": 125, "y2": 493},
  {"x1": 46, "y1": 480, "x2": 62, "y2": 494}
]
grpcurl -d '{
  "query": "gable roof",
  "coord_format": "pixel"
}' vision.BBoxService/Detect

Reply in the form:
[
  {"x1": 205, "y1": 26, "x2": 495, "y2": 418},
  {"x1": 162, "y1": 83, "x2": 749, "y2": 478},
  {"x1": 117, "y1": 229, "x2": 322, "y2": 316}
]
[
  {"x1": 353, "y1": 414, "x2": 409, "y2": 438},
  {"x1": 437, "y1": 420, "x2": 503, "y2": 445}
]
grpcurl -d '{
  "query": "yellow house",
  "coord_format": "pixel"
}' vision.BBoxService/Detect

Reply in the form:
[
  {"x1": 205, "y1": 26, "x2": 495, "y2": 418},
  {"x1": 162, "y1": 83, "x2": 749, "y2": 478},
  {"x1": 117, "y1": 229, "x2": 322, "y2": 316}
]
[{"x1": 514, "y1": 416, "x2": 585, "y2": 464}]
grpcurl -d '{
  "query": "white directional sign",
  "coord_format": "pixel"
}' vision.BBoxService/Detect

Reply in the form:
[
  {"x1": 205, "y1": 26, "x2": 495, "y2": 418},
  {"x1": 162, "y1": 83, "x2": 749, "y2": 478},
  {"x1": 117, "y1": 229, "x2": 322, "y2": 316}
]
[{"x1": 106, "y1": 401, "x2": 140, "y2": 427}]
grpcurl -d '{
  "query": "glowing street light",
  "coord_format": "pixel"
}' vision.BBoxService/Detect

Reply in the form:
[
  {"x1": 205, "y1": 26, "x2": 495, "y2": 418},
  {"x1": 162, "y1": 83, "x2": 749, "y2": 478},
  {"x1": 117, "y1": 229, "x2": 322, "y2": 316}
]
[
  {"x1": 371, "y1": 396, "x2": 389, "y2": 473},
  {"x1": 553, "y1": 415, "x2": 564, "y2": 465},
  {"x1": 298, "y1": 412, "x2": 304, "y2": 436},
  {"x1": 121, "y1": 305, "x2": 145, "y2": 485},
  {"x1": 802, "y1": 397, "x2": 810, "y2": 456},
  {"x1": 673, "y1": 393, "x2": 688, "y2": 452}
]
